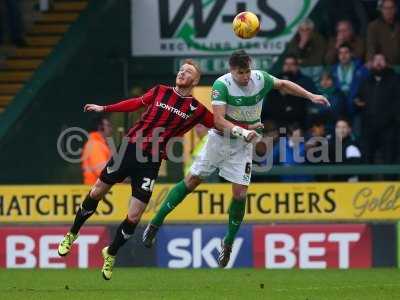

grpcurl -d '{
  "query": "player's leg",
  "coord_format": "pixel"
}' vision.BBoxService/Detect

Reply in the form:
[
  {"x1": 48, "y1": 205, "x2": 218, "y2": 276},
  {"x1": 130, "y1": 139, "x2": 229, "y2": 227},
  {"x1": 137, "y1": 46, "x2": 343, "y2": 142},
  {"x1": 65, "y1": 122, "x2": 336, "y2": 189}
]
[
  {"x1": 217, "y1": 141, "x2": 252, "y2": 267},
  {"x1": 151, "y1": 173, "x2": 202, "y2": 226},
  {"x1": 71, "y1": 179, "x2": 112, "y2": 234},
  {"x1": 101, "y1": 156, "x2": 160, "y2": 280},
  {"x1": 218, "y1": 183, "x2": 248, "y2": 267},
  {"x1": 142, "y1": 173, "x2": 202, "y2": 247},
  {"x1": 102, "y1": 196, "x2": 147, "y2": 280},
  {"x1": 59, "y1": 147, "x2": 130, "y2": 257},
  {"x1": 58, "y1": 179, "x2": 112, "y2": 256},
  {"x1": 143, "y1": 133, "x2": 220, "y2": 247}
]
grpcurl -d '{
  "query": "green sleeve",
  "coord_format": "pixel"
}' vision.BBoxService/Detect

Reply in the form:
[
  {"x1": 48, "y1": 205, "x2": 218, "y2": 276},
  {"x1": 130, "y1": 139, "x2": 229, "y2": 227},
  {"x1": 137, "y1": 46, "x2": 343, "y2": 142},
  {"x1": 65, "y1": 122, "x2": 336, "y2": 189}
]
[
  {"x1": 211, "y1": 80, "x2": 228, "y2": 104},
  {"x1": 260, "y1": 70, "x2": 276, "y2": 93}
]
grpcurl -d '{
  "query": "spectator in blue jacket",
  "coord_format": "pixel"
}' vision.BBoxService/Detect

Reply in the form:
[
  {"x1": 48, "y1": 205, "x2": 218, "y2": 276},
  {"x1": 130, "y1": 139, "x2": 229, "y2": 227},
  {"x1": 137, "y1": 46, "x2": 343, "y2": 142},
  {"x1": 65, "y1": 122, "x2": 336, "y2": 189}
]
[
  {"x1": 331, "y1": 43, "x2": 369, "y2": 136},
  {"x1": 260, "y1": 123, "x2": 313, "y2": 182}
]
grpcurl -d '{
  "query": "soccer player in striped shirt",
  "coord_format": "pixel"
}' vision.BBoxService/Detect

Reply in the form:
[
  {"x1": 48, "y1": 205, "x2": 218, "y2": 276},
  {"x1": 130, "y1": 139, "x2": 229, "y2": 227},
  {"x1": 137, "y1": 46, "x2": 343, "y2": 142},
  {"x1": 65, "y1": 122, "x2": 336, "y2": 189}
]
[{"x1": 58, "y1": 60, "x2": 214, "y2": 280}]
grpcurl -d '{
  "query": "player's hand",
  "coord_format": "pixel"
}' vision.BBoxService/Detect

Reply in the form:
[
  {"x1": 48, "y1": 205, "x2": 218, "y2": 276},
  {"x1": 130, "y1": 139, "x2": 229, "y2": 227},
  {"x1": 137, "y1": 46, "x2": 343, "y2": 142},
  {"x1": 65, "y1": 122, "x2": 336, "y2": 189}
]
[
  {"x1": 84, "y1": 104, "x2": 105, "y2": 112},
  {"x1": 232, "y1": 126, "x2": 261, "y2": 143},
  {"x1": 247, "y1": 122, "x2": 264, "y2": 131},
  {"x1": 244, "y1": 130, "x2": 262, "y2": 143},
  {"x1": 310, "y1": 94, "x2": 330, "y2": 106}
]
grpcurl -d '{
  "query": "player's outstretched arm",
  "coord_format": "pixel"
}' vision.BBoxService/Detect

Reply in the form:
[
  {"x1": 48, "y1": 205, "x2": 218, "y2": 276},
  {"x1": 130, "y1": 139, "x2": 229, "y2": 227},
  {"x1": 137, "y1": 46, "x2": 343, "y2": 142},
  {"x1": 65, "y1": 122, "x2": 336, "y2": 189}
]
[
  {"x1": 274, "y1": 79, "x2": 330, "y2": 106},
  {"x1": 247, "y1": 122, "x2": 264, "y2": 131},
  {"x1": 84, "y1": 97, "x2": 145, "y2": 113},
  {"x1": 213, "y1": 104, "x2": 260, "y2": 142},
  {"x1": 83, "y1": 86, "x2": 157, "y2": 113}
]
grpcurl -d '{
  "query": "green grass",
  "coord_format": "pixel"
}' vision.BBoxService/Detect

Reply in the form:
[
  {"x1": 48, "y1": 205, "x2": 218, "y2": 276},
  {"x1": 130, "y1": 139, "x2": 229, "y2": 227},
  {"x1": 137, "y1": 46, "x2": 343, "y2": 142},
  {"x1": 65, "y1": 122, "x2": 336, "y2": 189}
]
[{"x1": 0, "y1": 268, "x2": 399, "y2": 300}]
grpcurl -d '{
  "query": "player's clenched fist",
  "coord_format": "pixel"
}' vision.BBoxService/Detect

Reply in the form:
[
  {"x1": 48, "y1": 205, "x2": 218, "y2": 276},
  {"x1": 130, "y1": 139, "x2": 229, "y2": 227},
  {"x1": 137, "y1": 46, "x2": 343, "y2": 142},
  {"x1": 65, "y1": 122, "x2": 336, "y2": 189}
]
[
  {"x1": 245, "y1": 130, "x2": 262, "y2": 143},
  {"x1": 231, "y1": 126, "x2": 261, "y2": 143},
  {"x1": 83, "y1": 104, "x2": 105, "y2": 112}
]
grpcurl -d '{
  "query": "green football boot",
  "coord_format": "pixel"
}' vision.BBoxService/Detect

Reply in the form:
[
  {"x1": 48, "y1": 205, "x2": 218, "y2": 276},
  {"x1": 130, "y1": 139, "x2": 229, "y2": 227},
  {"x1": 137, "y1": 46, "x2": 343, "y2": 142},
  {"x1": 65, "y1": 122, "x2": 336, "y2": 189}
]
[
  {"x1": 58, "y1": 232, "x2": 78, "y2": 256},
  {"x1": 101, "y1": 247, "x2": 116, "y2": 280}
]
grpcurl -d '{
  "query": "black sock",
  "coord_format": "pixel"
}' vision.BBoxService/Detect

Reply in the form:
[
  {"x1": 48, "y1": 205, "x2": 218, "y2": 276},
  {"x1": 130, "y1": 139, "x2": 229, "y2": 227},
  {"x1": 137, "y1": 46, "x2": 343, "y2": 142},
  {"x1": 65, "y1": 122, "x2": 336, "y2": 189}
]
[
  {"x1": 108, "y1": 218, "x2": 137, "y2": 256},
  {"x1": 70, "y1": 194, "x2": 99, "y2": 234}
]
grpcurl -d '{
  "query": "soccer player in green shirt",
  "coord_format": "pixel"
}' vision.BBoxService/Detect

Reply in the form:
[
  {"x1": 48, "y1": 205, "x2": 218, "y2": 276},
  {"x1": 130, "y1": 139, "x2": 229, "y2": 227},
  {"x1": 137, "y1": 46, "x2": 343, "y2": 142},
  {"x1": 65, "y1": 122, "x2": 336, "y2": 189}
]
[{"x1": 143, "y1": 50, "x2": 329, "y2": 267}]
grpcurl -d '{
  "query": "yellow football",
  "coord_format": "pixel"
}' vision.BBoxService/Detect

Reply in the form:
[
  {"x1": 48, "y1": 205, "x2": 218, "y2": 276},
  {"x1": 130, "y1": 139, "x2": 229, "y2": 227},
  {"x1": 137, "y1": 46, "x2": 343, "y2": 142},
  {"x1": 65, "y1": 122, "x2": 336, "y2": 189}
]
[{"x1": 232, "y1": 11, "x2": 260, "y2": 39}]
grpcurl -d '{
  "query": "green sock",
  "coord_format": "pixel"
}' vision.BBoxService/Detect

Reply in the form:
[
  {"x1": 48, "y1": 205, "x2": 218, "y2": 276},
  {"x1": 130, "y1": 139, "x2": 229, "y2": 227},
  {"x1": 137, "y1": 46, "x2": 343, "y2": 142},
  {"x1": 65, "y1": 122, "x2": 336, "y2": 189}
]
[
  {"x1": 151, "y1": 180, "x2": 189, "y2": 226},
  {"x1": 224, "y1": 198, "x2": 246, "y2": 245}
]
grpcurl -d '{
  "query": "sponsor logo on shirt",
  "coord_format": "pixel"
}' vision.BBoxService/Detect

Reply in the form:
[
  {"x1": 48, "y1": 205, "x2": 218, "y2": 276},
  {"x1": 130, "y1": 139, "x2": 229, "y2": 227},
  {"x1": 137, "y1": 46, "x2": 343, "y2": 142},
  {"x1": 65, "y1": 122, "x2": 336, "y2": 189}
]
[
  {"x1": 212, "y1": 90, "x2": 220, "y2": 100},
  {"x1": 156, "y1": 102, "x2": 191, "y2": 119}
]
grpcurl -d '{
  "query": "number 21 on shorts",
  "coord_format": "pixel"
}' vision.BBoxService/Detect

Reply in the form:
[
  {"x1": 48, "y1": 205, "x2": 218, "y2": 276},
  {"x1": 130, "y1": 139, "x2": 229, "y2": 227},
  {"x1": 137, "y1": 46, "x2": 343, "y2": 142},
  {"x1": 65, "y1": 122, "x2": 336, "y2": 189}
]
[{"x1": 141, "y1": 177, "x2": 155, "y2": 192}]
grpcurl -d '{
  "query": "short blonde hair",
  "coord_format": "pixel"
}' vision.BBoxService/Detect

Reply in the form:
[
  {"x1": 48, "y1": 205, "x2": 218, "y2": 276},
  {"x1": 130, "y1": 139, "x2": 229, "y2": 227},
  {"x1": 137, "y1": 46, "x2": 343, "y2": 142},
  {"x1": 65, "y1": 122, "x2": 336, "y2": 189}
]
[{"x1": 183, "y1": 59, "x2": 202, "y2": 78}]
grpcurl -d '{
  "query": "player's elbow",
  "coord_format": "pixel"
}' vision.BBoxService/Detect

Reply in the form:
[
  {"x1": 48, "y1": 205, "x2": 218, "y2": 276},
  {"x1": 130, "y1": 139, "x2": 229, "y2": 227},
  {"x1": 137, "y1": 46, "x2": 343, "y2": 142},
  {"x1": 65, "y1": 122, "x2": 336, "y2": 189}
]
[
  {"x1": 276, "y1": 79, "x2": 289, "y2": 91},
  {"x1": 213, "y1": 115, "x2": 225, "y2": 131}
]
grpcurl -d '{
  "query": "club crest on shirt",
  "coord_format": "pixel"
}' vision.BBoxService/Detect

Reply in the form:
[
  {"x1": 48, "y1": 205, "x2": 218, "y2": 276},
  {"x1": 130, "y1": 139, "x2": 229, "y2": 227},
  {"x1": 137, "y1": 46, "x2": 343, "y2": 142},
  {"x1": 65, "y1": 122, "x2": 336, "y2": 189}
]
[
  {"x1": 186, "y1": 103, "x2": 198, "y2": 117},
  {"x1": 189, "y1": 103, "x2": 197, "y2": 111}
]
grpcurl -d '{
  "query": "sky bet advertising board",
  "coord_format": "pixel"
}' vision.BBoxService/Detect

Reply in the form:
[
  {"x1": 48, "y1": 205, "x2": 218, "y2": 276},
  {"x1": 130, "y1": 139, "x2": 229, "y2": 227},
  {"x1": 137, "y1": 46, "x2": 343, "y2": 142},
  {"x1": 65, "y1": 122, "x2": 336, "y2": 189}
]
[{"x1": 157, "y1": 224, "x2": 372, "y2": 269}]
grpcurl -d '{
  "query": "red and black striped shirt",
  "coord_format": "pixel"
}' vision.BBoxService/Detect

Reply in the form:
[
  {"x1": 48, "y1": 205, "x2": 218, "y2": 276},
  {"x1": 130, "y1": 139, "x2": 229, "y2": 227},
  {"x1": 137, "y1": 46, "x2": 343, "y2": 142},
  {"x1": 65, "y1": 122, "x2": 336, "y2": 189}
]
[{"x1": 104, "y1": 85, "x2": 214, "y2": 159}]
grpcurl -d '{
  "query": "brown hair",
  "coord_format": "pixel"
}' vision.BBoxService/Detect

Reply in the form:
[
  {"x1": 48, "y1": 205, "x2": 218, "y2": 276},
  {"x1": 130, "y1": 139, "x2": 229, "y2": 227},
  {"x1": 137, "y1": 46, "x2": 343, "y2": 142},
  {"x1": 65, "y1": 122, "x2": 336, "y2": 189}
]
[{"x1": 229, "y1": 50, "x2": 251, "y2": 69}]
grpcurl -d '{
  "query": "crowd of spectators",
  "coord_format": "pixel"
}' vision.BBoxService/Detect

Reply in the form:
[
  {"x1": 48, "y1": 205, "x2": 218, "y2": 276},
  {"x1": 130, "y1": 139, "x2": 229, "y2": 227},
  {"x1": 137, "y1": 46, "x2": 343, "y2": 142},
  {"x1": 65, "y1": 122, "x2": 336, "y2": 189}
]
[{"x1": 258, "y1": 0, "x2": 400, "y2": 181}]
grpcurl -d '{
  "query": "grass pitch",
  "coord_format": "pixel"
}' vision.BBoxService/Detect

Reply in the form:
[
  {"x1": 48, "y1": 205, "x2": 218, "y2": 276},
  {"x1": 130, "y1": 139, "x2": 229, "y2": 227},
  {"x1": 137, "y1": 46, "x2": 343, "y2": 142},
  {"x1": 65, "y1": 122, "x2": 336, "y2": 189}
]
[{"x1": 0, "y1": 268, "x2": 399, "y2": 300}]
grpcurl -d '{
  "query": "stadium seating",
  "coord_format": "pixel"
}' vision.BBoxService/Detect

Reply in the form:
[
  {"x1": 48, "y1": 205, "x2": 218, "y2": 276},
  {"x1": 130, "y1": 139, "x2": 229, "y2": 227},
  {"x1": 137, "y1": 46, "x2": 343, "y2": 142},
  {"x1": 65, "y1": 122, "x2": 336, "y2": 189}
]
[{"x1": 0, "y1": 0, "x2": 88, "y2": 113}]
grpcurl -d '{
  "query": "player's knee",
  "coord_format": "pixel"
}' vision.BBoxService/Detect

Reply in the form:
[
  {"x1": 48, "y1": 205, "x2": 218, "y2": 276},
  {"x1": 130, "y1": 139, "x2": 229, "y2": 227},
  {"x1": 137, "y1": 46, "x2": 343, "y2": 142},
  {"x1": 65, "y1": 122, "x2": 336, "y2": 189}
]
[
  {"x1": 127, "y1": 210, "x2": 142, "y2": 223},
  {"x1": 127, "y1": 197, "x2": 146, "y2": 223},
  {"x1": 89, "y1": 187, "x2": 103, "y2": 200},
  {"x1": 232, "y1": 186, "x2": 247, "y2": 200},
  {"x1": 184, "y1": 174, "x2": 202, "y2": 192},
  {"x1": 89, "y1": 180, "x2": 110, "y2": 200},
  {"x1": 233, "y1": 192, "x2": 247, "y2": 201}
]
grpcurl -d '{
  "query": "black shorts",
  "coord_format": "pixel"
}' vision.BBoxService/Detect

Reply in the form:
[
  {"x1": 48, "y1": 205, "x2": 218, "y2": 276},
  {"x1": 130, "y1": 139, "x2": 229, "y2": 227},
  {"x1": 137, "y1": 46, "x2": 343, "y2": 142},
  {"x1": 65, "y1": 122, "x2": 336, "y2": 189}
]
[{"x1": 100, "y1": 143, "x2": 161, "y2": 203}]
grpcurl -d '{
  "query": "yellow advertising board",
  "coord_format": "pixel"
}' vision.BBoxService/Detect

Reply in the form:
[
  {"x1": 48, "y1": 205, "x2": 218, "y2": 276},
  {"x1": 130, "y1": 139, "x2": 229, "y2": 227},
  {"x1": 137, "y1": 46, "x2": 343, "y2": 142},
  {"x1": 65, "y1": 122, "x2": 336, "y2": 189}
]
[{"x1": 0, "y1": 182, "x2": 399, "y2": 223}]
